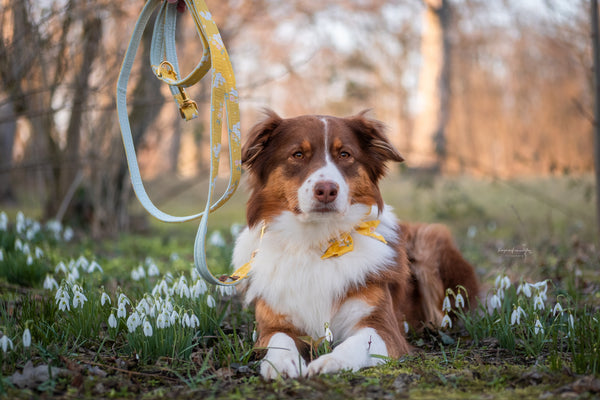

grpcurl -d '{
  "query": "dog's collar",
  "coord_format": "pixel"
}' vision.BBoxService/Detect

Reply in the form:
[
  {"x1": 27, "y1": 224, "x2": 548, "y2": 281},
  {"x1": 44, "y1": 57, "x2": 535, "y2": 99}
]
[{"x1": 321, "y1": 220, "x2": 387, "y2": 259}]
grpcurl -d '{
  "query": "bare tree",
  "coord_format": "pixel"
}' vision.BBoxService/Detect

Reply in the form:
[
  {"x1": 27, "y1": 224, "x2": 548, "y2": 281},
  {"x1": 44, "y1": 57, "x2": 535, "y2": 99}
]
[{"x1": 411, "y1": 0, "x2": 451, "y2": 171}]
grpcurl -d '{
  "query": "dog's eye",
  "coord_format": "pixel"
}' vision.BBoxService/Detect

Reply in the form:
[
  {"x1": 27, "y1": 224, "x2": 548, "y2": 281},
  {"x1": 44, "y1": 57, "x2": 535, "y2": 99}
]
[
  {"x1": 339, "y1": 151, "x2": 351, "y2": 159},
  {"x1": 292, "y1": 151, "x2": 304, "y2": 160}
]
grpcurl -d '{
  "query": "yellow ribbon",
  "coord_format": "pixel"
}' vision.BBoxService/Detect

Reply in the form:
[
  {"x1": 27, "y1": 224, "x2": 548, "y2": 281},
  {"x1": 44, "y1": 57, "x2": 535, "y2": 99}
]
[{"x1": 321, "y1": 220, "x2": 387, "y2": 259}]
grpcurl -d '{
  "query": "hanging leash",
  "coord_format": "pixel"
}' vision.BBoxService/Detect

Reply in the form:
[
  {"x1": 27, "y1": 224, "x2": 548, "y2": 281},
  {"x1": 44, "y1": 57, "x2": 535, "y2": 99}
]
[{"x1": 116, "y1": 0, "x2": 243, "y2": 286}]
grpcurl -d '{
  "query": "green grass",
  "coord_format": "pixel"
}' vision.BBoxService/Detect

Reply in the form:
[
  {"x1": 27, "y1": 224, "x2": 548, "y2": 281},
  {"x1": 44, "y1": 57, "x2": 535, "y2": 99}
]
[{"x1": 0, "y1": 174, "x2": 599, "y2": 399}]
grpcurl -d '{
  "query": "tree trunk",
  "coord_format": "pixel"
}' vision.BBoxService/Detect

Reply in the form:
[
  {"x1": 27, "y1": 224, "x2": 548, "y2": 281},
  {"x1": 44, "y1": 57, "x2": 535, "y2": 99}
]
[
  {"x1": 411, "y1": 0, "x2": 450, "y2": 171},
  {"x1": 0, "y1": 101, "x2": 16, "y2": 203},
  {"x1": 591, "y1": 0, "x2": 600, "y2": 238}
]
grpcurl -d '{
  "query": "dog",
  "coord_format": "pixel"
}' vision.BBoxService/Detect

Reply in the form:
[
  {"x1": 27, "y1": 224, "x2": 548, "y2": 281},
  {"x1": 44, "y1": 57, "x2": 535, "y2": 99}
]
[{"x1": 232, "y1": 110, "x2": 479, "y2": 379}]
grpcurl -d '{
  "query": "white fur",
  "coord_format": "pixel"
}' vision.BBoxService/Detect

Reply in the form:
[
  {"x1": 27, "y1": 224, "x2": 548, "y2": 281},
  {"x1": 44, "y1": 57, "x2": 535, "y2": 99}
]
[
  {"x1": 307, "y1": 327, "x2": 388, "y2": 376},
  {"x1": 261, "y1": 332, "x2": 307, "y2": 379},
  {"x1": 233, "y1": 205, "x2": 398, "y2": 341},
  {"x1": 297, "y1": 117, "x2": 349, "y2": 218}
]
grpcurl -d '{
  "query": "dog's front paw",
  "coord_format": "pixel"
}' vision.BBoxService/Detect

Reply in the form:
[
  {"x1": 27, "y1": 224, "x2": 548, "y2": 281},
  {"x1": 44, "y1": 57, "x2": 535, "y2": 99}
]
[
  {"x1": 307, "y1": 353, "x2": 351, "y2": 376},
  {"x1": 261, "y1": 351, "x2": 307, "y2": 380}
]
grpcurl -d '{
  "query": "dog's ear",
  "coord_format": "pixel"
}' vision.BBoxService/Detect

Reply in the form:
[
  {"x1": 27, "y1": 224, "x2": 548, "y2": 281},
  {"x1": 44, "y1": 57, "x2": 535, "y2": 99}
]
[
  {"x1": 242, "y1": 109, "x2": 283, "y2": 169},
  {"x1": 345, "y1": 110, "x2": 404, "y2": 179}
]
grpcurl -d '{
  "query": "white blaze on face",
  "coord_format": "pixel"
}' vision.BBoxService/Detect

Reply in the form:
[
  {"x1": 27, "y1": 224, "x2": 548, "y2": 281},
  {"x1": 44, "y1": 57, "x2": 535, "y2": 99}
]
[{"x1": 297, "y1": 117, "x2": 350, "y2": 216}]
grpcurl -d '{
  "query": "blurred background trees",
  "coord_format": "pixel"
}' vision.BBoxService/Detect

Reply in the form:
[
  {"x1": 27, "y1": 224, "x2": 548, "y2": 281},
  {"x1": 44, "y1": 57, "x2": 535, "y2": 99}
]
[{"x1": 0, "y1": 0, "x2": 594, "y2": 236}]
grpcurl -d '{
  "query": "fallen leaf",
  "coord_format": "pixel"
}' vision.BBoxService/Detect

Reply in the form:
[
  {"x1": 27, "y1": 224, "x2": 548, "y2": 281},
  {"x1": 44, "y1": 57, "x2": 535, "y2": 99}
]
[{"x1": 10, "y1": 361, "x2": 73, "y2": 389}]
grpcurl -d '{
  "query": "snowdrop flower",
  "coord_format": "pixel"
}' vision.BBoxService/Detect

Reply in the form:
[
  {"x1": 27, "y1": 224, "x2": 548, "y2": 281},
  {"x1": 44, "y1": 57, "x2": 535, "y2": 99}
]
[
  {"x1": 55, "y1": 286, "x2": 69, "y2": 302},
  {"x1": 63, "y1": 227, "x2": 74, "y2": 242},
  {"x1": 190, "y1": 280, "x2": 208, "y2": 298},
  {"x1": 22, "y1": 243, "x2": 30, "y2": 255},
  {"x1": 0, "y1": 211, "x2": 7, "y2": 230},
  {"x1": 169, "y1": 253, "x2": 179, "y2": 262},
  {"x1": 72, "y1": 290, "x2": 87, "y2": 309},
  {"x1": 26, "y1": 255, "x2": 33, "y2": 266},
  {"x1": 189, "y1": 314, "x2": 200, "y2": 329},
  {"x1": 169, "y1": 311, "x2": 179, "y2": 325},
  {"x1": 147, "y1": 262, "x2": 160, "y2": 277},
  {"x1": 88, "y1": 261, "x2": 103, "y2": 274},
  {"x1": 488, "y1": 293, "x2": 502, "y2": 312},
  {"x1": 534, "y1": 319, "x2": 544, "y2": 335},
  {"x1": 76, "y1": 256, "x2": 89, "y2": 270},
  {"x1": 568, "y1": 313, "x2": 575, "y2": 331},
  {"x1": 208, "y1": 230, "x2": 226, "y2": 247},
  {"x1": 55, "y1": 261, "x2": 68, "y2": 274},
  {"x1": 553, "y1": 302, "x2": 563, "y2": 316},
  {"x1": 16, "y1": 212, "x2": 25, "y2": 233},
  {"x1": 324, "y1": 323, "x2": 333, "y2": 343},
  {"x1": 117, "y1": 302, "x2": 127, "y2": 319},
  {"x1": 181, "y1": 313, "x2": 191, "y2": 328},
  {"x1": 178, "y1": 282, "x2": 190, "y2": 299},
  {"x1": 156, "y1": 311, "x2": 169, "y2": 329},
  {"x1": 34, "y1": 247, "x2": 44, "y2": 259},
  {"x1": 442, "y1": 295, "x2": 452, "y2": 313},
  {"x1": 43, "y1": 275, "x2": 58, "y2": 291},
  {"x1": 230, "y1": 223, "x2": 243, "y2": 238},
  {"x1": 404, "y1": 321, "x2": 410, "y2": 334},
  {"x1": 108, "y1": 313, "x2": 117, "y2": 329},
  {"x1": 143, "y1": 319, "x2": 153, "y2": 337},
  {"x1": 152, "y1": 279, "x2": 169, "y2": 297},
  {"x1": 101, "y1": 291, "x2": 111, "y2": 306},
  {"x1": 441, "y1": 313, "x2": 452, "y2": 329},
  {"x1": 126, "y1": 312, "x2": 142, "y2": 333},
  {"x1": 517, "y1": 282, "x2": 532, "y2": 298},
  {"x1": 1, "y1": 335, "x2": 14, "y2": 353},
  {"x1": 455, "y1": 293, "x2": 465, "y2": 309},
  {"x1": 15, "y1": 238, "x2": 23, "y2": 251},
  {"x1": 136, "y1": 298, "x2": 151, "y2": 315},
  {"x1": 218, "y1": 284, "x2": 236, "y2": 297},
  {"x1": 206, "y1": 295, "x2": 216, "y2": 308},
  {"x1": 58, "y1": 298, "x2": 70, "y2": 312},
  {"x1": 67, "y1": 267, "x2": 79, "y2": 282},
  {"x1": 23, "y1": 328, "x2": 31, "y2": 348},
  {"x1": 118, "y1": 293, "x2": 131, "y2": 307},
  {"x1": 190, "y1": 267, "x2": 200, "y2": 282},
  {"x1": 511, "y1": 306, "x2": 526, "y2": 326},
  {"x1": 0, "y1": 249, "x2": 3, "y2": 262},
  {"x1": 533, "y1": 295, "x2": 545, "y2": 311},
  {"x1": 164, "y1": 272, "x2": 174, "y2": 283},
  {"x1": 252, "y1": 329, "x2": 258, "y2": 342}
]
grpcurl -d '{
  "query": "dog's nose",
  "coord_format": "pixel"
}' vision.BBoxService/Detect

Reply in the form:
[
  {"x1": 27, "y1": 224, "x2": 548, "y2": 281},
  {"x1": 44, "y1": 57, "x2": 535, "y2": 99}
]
[{"x1": 314, "y1": 181, "x2": 339, "y2": 204}]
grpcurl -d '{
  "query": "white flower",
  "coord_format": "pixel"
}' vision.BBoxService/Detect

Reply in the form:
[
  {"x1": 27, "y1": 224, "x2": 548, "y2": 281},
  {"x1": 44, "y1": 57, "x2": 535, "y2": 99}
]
[
  {"x1": 34, "y1": 247, "x2": 44, "y2": 259},
  {"x1": 441, "y1": 313, "x2": 452, "y2": 329},
  {"x1": 568, "y1": 313, "x2": 575, "y2": 331},
  {"x1": 108, "y1": 313, "x2": 117, "y2": 329},
  {"x1": 136, "y1": 298, "x2": 151, "y2": 315},
  {"x1": 190, "y1": 266, "x2": 200, "y2": 281},
  {"x1": 189, "y1": 314, "x2": 200, "y2": 329},
  {"x1": 510, "y1": 306, "x2": 526, "y2": 326},
  {"x1": 72, "y1": 290, "x2": 87, "y2": 309},
  {"x1": 55, "y1": 261, "x2": 68, "y2": 274},
  {"x1": 181, "y1": 313, "x2": 191, "y2": 328},
  {"x1": 118, "y1": 293, "x2": 130, "y2": 308},
  {"x1": 190, "y1": 280, "x2": 208, "y2": 298},
  {"x1": 63, "y1": 227, "x2": 74, "y2": 241},
  {"x1": 206, "y1": 295, "x2": 216, "y2": 308},
  {"x1": 55, "y1": 286, "x2": 69, "y2": 302},
  {"x1": 117, "y1": 302, "x2": 127, "y2": 318},
  {"x1": 16, "y1": 212, "x2": 25, "y2": 233},
  {"x1": 178, "y1": 283, "x2": 190, "y2": 299},
  {"x1": 517, "y1": 282, "x2": 532, "y2": 298},
  {"x1": 88, "y1": 261, "x2": 103, "y2": 274},
  {"x1": 22, "y1": 328, "x2": 31, "y2": 348},
  {"x1": 126, "y1": 312, "x2": 142, "y2": 333},
  {"x1": 147, "y1": 262, "x2": 160, "y2": 277},
  {"x1": 58, "y1": 298, "x2": 70, "y2": 312},
  {"x1": 170, "y1": 253, "x2": 179, "y2": 262},
  {"x1": 101, "y1": 292, "x2": 111, "y2": 306},
  {"x1": 404, "y1": 321, "x2": 409, "y2": 334},
  {"x1": 488, "y1": 293, "x2": 501, "y2": 312},
  {"x1": 533, "y1": 295, "x2": 545, "y2": 311},
  {"x1": 15, "y1": 238, "x2": 23, "y2": 251},
  {"x1": 0, "y1": 249, "x2": 3, "y2": 262},
  {"x1": 534, "y1": 319, "x2": 544, "y2": 335},
  {"x1": 208, "y1": 231, "x2": 226, "y2": 247},
  {"x1": 143, "y1": 319, "x2": 153, "y2": 337},
  {"x1": 218, "y1": 284, "x2": 236, "y2": 297},
  {"x1": 1, "y1": 335, "x2": 14, "y2": 353},
  {"x1": 252, "y1": 329, "x2": 258, "y2": 342},
  {"x1": 324, "y1": 323, "x2": 333, "y2": 343},
  {"x1": 67, "y1": 267, "x2": 79, "y2": 282},
  {"x1": 0, "y1": 211, "x2": 7, "y2": 230},
  {"x1": 156, "y1": 311, "x2": 169, "y2": 329},
  {"x1": 22, "y1": 243, "x2": 30, "y2": 255},
  {"x1": 455, "y1": 293, "x2": 465, "y2": 309},
  {"x1": 169, "y1": 311, "x2": 179, "y2": 325},
  {"x1": 26, "y1": 255, "x2": 33, "y2": 266},
  {"x1": 553, "y1": 302, "x2": 563, "y2": 316},
  {"x1": 442, "y1": 295, "x2": 452, "y2": 312},
  {"x1": 230, "y1": 223, "x2": 243, "y2": 238},
  {"x1": 76, "y1": 256, "x2": 89, "y2": 270},
  {"x1": 152, "y1": 279, "x2": 169, "y2": 297},
  {"x1": 43, "y1": 275, "x2": 58, "y2": 290}
]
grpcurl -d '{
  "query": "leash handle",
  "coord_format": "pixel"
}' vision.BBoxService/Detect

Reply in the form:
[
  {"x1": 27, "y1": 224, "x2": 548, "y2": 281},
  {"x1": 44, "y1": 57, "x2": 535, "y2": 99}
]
[{"x1": 117, "y1": 0, "x2": 242, "y2": 286}]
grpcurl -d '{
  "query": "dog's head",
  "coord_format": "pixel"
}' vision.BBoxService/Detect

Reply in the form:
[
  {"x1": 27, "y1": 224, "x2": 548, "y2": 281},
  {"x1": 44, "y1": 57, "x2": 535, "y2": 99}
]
[{"x1": 241, "y1": 110, "x2": 404, "y2": 227}]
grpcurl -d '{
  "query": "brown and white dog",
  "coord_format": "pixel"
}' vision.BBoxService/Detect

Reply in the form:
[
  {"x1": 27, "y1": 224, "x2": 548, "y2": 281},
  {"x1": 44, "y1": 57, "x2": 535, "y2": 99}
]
[{"x1": 232, "y1": 111, "x2": 479, "y2": 379}]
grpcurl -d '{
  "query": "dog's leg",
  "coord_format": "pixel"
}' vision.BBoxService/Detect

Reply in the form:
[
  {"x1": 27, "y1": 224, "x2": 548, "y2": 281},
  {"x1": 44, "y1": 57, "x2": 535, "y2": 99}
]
[
  {"x1": 260, "y1": 332, "x2": 307, "y2": 379},
  {"x1": 306, "y1": 327, "x2": 388, "y2": 376}
]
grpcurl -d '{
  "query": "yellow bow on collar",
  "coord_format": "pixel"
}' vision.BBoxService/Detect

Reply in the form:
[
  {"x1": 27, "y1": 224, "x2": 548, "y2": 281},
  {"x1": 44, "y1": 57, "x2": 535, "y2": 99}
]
[{"x1": 321, "y1": 220, "x2": 387, "y2": 259}]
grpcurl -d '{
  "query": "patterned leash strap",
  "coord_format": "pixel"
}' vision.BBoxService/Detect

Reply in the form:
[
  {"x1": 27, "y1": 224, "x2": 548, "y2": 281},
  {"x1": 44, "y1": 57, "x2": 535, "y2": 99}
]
[{"x1": 116, "y1": 0, "x2": 242, "y2": 286}]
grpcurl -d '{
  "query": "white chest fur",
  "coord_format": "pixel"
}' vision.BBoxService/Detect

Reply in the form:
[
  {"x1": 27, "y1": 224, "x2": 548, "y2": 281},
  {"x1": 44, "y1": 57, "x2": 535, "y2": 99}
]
[{"x1": 232, "y1": 205, "x2": 398, "y2": 341}]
